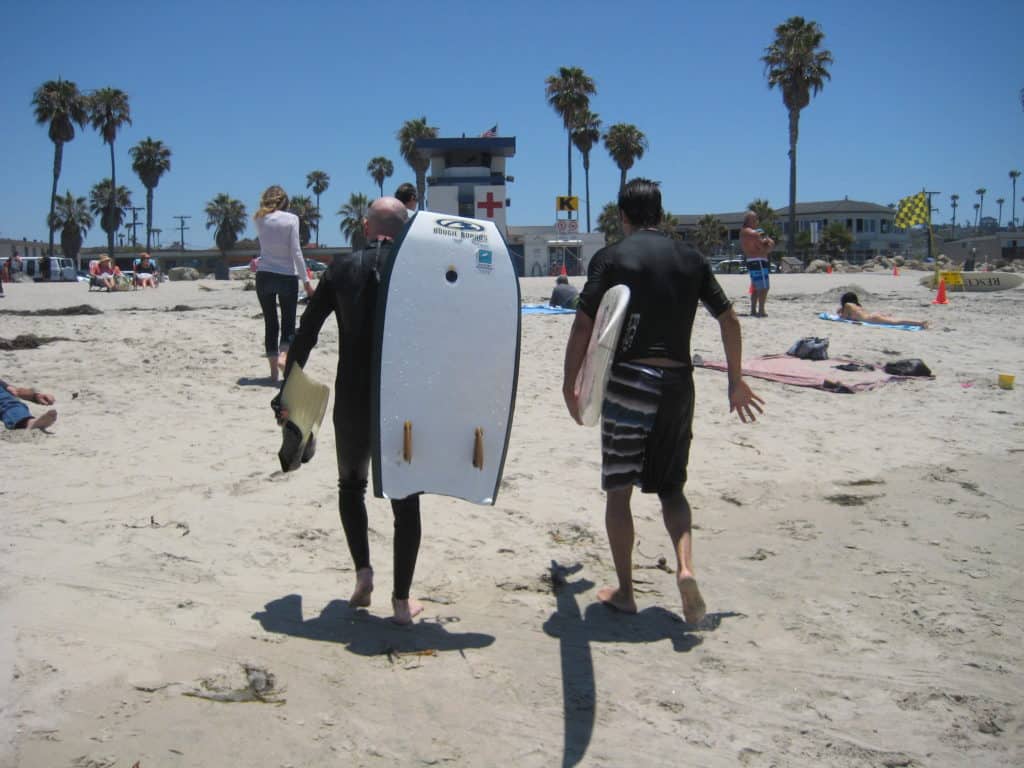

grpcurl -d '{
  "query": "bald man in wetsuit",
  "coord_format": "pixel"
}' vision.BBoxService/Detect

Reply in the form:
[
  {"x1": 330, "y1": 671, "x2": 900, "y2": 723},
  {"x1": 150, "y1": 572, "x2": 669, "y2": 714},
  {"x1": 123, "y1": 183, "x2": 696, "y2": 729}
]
[
  {"x1": 563, "y1": 178, "x2": 764, "y2": 624},
  {"x1": 275, "y1": 197, "x2": 423, "y2": 624}
]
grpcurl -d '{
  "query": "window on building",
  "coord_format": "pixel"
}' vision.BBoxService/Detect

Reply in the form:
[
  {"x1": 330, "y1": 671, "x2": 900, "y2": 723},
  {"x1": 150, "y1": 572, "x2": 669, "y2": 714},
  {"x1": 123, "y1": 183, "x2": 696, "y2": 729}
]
[
  {"x1": 880, "y1": 220, "x2": 891, "y2": 234},
  {"x1": 856, "y1": 219, "x2": 864, "y2": 232},
  {"x1": 869, "y1": 220, "x2": 876, "y2": 233},
  {"x1": 846, "y1": 219, "x2": 853, "y2": 230}
]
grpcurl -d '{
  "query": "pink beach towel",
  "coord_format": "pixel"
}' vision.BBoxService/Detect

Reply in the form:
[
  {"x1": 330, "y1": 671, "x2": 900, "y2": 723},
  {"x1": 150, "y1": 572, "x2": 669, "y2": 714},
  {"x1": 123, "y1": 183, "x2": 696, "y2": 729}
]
[{"x1": 698, "y1": 354, "x2": 919, "y2": 393}]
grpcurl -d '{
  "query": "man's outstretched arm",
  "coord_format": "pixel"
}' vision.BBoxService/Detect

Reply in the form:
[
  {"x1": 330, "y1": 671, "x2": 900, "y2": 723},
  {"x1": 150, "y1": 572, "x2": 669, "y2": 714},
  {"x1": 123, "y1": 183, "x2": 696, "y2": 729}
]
[{"x1": 716, "y1": 308, "x2": 764, "y2": 423}]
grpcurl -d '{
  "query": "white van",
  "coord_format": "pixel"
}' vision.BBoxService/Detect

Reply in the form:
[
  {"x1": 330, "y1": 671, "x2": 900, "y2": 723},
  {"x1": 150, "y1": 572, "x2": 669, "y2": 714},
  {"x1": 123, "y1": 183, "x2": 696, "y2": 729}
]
[{"x1": 19, "y1": 256, "x2": 77, "y2": 282}]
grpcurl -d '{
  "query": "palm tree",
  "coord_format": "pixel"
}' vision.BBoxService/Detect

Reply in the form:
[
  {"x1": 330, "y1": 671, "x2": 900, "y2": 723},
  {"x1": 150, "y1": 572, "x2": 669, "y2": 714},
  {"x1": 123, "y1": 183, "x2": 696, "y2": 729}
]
[
  {"x1": 596, "y1": 201, "x2": 622, "y2": 246},
  {"x1": 288, "y1": 195, "x2": 320, "y2": 247},
  {"x1": 32, "y1": 79, "x2": 88, "y2": 263},
  {"x1": 694, "y1": 214, "x2": 727, "y2": 256},
  {"x1": 47, "y1": 190, "x2": 93, "y2": 270},
  {"x1": 571, "y1": 110, "x2": 601, "y2": 232},
  {"x1": 545, "y1": 66, "x2": 597, "y2": 206},
  {"x1": 973, "y1": 202, "x2": 980, "y2": 229},
  {"x1": 820, "y1": 221, "x2": 853, "y2": 260},
  {"x1": 396, "y1": 117, "x2": 438, "y2": 209},
  {"x1": 1009, "y1": 170, "x2": 1020, "y2": 229},
  {"x1": 88, "y1": 179, "x2": 131, "y2": 256},
  {"x1": 603, "y1": 123, "x2": 648, "y2": 194},
  {"x1": 205, "y1": 194, "x2": 247, "y2": 270},
  {"x1": 366, "y1": 157, "x2": 394, "y2": 198},
  {"x1": 747, "y1": 198, "x2": 781, "y2": 241},
  {"x1": 87, "y1": 88, "x2": 132, "y2": 260},
  {"x1": 975, "y1": 187, "x2": 986, "y2": 229},
  {"x1": 129, "y1": 137, "x2": 171, "y2": 252},
  {"x1": 996, "y1": 198, "x2": 1005, "y2": 227},
  {"x1": 794, "y1": 229, "x2": 814, "y2": 262},
  {"x1": 305, "y1": 170, "x2": 330, "y2": 246},
  {"x1": 762, "y1": 16, "x2": 833, "y2": 263},
  {"x1": 659, "y1": 211, "x2": 683, "y2": 241},
  {"x1": 338, "y1": 193, "x2": 370, "y2": 250},
  {"x1": 950, "y1": 193, "x2": 959, "y2": 238}
]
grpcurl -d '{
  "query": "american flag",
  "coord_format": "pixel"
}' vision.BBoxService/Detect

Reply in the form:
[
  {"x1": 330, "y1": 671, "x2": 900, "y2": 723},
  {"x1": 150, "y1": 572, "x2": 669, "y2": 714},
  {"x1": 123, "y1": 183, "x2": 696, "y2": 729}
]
[{"x1": 479, "y1": 124, "x2": 498, "y2": 138}]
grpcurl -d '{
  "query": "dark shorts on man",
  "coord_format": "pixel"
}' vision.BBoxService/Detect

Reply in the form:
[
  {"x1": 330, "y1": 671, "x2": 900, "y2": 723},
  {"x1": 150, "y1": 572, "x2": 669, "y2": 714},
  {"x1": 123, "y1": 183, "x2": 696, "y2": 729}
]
[{"x1": 601, "y1": 362, "x2": 694, "y2": 494}]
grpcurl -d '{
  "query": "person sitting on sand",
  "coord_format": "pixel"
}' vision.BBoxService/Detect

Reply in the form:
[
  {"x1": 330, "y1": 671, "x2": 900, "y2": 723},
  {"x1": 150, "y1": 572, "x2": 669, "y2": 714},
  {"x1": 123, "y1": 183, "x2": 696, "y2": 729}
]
[
  {"x1": 0, "y1": 377, "x2": 57, "y2": 431},
  {"x1": 549, "y1": 274, "x2": 579, "y2": 309},
  {"x1": 95, "y1": 254, "x2": 118, "y2": 290},
  {"x1": 838, "y1": 292, "x2": 929, "y2": 328},
  {"x1": 135, "y1": 253, "x2": 159, "y2": 288}
]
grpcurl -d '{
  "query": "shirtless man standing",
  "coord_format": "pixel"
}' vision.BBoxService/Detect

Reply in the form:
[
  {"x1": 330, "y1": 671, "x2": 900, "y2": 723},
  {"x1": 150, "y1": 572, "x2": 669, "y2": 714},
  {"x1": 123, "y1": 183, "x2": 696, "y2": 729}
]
[{"x1": 740, "y1": 211, "x2": 775, "y2": 317}]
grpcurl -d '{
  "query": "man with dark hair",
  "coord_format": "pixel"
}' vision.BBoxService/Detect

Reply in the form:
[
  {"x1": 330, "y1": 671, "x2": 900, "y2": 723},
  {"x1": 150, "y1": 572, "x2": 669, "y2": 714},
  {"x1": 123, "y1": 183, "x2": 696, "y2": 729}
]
[
  {"x1": 274, "y1": 197, "x2": 424, "y2": 624},
  {"x1": 549, "y1": 274, "x2": 579, "y2": 309},
  {"x1": 394, "y1": 183, "x2": 418, "y2": 215},
  {"x1": 562, "y1": 178, "x2": 764, "y2": 624}
]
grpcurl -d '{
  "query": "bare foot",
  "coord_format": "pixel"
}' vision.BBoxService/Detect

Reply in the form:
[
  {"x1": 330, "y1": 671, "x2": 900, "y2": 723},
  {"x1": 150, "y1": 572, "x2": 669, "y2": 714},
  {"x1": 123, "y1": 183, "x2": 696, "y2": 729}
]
[
  {"x1": 597, "y1": 586, "x2": 637, "y2": 614},
  {"x1": 390, "y1": 597, "x2": 424, "y2": 625},
  {"x1": 349, "y1": 567, "x2": 373, "y2": 608},
  {"x1": 678, "y1": 575, "x2": 706, "y2": 625},
  {"x1": 27, "y1": 410, "x2": 57, "y2": 431}
]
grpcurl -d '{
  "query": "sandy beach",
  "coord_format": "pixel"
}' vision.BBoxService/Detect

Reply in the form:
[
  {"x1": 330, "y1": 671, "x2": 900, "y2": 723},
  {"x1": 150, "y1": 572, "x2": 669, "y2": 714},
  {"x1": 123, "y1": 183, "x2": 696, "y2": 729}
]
[{"x1": 1, "y1": 272, "x2": 1022, "y2": 767}]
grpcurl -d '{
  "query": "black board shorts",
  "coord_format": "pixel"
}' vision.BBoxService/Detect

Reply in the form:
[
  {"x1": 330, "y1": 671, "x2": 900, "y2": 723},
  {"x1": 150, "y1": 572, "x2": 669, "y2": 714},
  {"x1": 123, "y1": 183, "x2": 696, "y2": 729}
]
[{"x1": 601, "y1": 362, "x2": 695, "y2": 494}]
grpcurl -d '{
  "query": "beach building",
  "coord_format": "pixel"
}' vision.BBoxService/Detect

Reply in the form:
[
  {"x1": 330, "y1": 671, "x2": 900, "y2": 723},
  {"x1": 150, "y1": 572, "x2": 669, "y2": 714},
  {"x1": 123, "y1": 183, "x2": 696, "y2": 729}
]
[
  {"x1": 415, "y1": 132, "x2": 603, "y2": 277},
  {"x1": 1, "y1": 237, "x2": 58, "y2": 260},
  {"x1": 674, "y1": 198, "x2": 907, "y2": 260}
]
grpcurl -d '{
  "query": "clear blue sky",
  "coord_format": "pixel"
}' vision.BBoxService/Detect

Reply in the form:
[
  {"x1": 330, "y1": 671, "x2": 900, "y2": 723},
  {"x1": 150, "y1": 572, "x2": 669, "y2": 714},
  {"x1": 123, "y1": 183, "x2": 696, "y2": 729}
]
[{"x1": 2, "y1": 0, "x2": 1021, "y2": 249}]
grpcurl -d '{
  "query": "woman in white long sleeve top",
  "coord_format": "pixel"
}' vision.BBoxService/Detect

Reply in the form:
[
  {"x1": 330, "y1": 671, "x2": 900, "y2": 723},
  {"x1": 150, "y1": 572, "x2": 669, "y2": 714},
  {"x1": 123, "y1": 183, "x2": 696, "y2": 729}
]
[{"x1": 253, "y1": 185, "x2": 314, "y2": 381}]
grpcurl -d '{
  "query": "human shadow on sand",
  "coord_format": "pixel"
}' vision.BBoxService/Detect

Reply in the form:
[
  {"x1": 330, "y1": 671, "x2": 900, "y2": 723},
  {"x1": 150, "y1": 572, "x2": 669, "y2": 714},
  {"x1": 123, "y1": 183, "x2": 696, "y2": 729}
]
[
  {"x1": 541, "y1": 561, "x2": 741, "y2": 768},
  {"x1": 252, "y1": 593, "x2": 495, "y2": 657}
]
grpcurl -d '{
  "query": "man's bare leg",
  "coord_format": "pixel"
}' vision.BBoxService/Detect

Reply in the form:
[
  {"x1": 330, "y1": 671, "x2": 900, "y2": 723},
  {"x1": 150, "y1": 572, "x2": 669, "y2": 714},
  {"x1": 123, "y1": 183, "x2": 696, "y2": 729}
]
[
  {"x1": 350, "y1": 566, "x2": 373, "y2": 607},
  {"x1": 660, "y1": 489, "x2": 706, "y2": 625},
  {"x1": 390, "y1": 597, "x2": 424, "y2": 625},
  {"x1": 268, "y1": 356, "x2": 279, "y2": 383},
  {"x1": 757, "y1": 289, "x2": 768, "y2": 317},
  {"x1": 25, "y1": 410, "x2": 57, "y2": 431},
  {"x1": 597, "y1": 486, "x2": 638, "y2": 613}
]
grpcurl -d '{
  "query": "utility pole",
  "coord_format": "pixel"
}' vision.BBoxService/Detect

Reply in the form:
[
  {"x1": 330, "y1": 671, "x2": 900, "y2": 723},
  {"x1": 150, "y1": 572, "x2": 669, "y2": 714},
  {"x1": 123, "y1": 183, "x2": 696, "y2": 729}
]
[
  {"x1": 127, "y1": 206, "x2": 145, "y2": 248},
  {"x1": 152, "y1": 228, "x2": 162, "y2": 248},
  {"x1": 173, "y1": 215, "x2": 191, "y2": 250},
  {"x1": 923, "y1": 188, "x2": 940, "y2": 262}
]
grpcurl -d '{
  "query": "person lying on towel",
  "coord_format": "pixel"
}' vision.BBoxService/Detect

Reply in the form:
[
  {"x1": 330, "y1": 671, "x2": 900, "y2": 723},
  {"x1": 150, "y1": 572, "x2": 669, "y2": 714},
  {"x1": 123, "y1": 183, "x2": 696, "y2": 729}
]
[{"x1": 839, "y1": 292, "x2": 929, "y2": 329}]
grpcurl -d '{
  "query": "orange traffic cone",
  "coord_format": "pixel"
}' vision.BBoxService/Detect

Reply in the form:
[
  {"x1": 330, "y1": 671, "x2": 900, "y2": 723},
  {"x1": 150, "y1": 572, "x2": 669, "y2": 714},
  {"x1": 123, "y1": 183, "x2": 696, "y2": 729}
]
[
  {"x1": 559, "y1": 264, "x2": 567, "y2": 277},
  {"x1": 893, "y1": 266, "x2": 900, "y2": 277},
  {"x1": 932, "y1": 278, "x2": 949, "y2": 305},
  {"x1": 826, "y1": 264, "x2": 833, "y2": 274},
  {"x1": 748, "y1": 282, "x2": 754, "y2": 295}
]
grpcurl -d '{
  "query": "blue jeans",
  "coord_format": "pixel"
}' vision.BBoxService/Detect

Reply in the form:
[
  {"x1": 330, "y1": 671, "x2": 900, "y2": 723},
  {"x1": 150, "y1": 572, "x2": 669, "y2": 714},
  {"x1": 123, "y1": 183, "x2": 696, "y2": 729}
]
[
  {"x1": 0, "y1": 387, "x2": 31, "y2": 429},
  {"x1": 256, "y1": 271, "x2": 299, "y2": 358}
]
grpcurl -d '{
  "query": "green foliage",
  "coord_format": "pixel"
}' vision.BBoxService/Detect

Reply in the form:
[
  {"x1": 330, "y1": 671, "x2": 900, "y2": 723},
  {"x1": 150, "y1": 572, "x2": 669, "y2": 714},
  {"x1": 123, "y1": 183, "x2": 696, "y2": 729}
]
[
  {"x1": 48, "y1": 190, "x2": 92, "y2": 265},
  {"x1": 366, "y1": 157, "x2": 394, "y2": 197},
  {"x1": 89, "y1": 179, "x2": 131, "y2": 239},
  {"x1": 694, "y1": 214, "x2": 727, "y2": 256},
  {"x1": 603, "y1": 123, "x2": 648, "y2": 193},
  {"x1": 396, "y1": 117, "x2": 438, "y2": 209},
  {"x1": 820, "y1": 221, "x2": 853, "y2": 258},
  {"x1": 596, "y1": 202, "x2": 622, "y2": 246},
  {"x1": 204, "y1": 193, "x2": 247, "y2": 255},
  {"x1": 546, "y1": 66, "x2": 597, "y2": 198},
  {"x1": 338, "y1": 193, "x2": 370, "y2": 250},
  {"x1": 288, "y1": 195, "x2": 320, "y2": 247}
]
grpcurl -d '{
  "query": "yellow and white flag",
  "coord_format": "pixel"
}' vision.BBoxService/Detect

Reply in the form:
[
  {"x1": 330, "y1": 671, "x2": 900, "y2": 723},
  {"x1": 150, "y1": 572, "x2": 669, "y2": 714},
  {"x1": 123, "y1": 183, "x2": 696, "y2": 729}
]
[{"x1": 894, "y1": 192, "x2": 929, "y2": 229}]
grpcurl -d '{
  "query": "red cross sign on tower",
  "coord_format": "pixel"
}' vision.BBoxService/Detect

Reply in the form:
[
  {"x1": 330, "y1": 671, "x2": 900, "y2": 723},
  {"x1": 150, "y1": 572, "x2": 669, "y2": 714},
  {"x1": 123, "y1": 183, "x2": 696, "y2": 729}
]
[{"x1": 476, "y1": 191, "x2": 504, "y2": 218}]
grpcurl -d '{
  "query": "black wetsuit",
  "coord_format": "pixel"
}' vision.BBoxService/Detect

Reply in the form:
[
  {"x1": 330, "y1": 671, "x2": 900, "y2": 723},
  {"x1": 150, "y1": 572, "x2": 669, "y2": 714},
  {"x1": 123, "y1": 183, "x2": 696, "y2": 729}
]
[
  {"x1": 577, "y1": 230, "x2": 732, "y2": 494},
  {"x1": 285, "y1": 241, "x2": 420, "y2": 600}
]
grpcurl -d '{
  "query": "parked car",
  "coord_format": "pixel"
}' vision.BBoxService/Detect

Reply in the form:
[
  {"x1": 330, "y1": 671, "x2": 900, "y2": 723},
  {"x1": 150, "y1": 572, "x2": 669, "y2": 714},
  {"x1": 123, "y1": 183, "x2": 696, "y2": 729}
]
[
  {"x1": 19, "y1": 256, "x2": 77, "y2": 282},
  {"x1": 713, "y1": 259, "x2": 747, "y2": 274},
  {"x1": 306, "y1": 259, "x2": 328, "y2": 275}
]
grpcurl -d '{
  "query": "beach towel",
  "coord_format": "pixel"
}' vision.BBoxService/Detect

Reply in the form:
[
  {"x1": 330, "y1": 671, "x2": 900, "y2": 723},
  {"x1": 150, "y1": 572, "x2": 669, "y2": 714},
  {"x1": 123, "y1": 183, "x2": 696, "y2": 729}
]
[
  {"x1": 522, "y1": 304, "x2": 576, "y2": 315},
  {"x1": 818, "y1": 312, "x2": 923, "y2": 331},
  {"x1": 697, "y1": 354, "x2": 926, "y2": 393}
]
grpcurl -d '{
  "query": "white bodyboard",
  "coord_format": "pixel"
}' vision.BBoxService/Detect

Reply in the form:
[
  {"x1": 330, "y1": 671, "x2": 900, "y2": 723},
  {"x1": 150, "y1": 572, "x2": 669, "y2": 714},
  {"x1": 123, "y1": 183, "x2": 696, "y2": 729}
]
[
  {"x1": 574, "y1": 285, "x2": 631, "y2": 427},
  {"x1": 372, "y1": 213, "x2": 520, "y2": 505}
]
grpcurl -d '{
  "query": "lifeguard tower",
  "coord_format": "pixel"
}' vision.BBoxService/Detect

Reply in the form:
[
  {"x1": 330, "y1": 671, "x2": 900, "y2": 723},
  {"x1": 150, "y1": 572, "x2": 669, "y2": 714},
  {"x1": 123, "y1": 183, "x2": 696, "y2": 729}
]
[{"x1": 415, "y1": 134, "x2": 516, "y2": 238}]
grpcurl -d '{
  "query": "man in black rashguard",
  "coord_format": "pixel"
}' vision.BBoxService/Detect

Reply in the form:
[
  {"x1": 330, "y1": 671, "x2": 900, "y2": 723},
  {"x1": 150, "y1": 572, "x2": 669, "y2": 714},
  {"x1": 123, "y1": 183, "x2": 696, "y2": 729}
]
[
  {"x1": 562, "y1": 178, "x2": 764, "y2": 624},
  {"x1": 275, "y1": 196, "x2": 424, "y2": 625}
]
